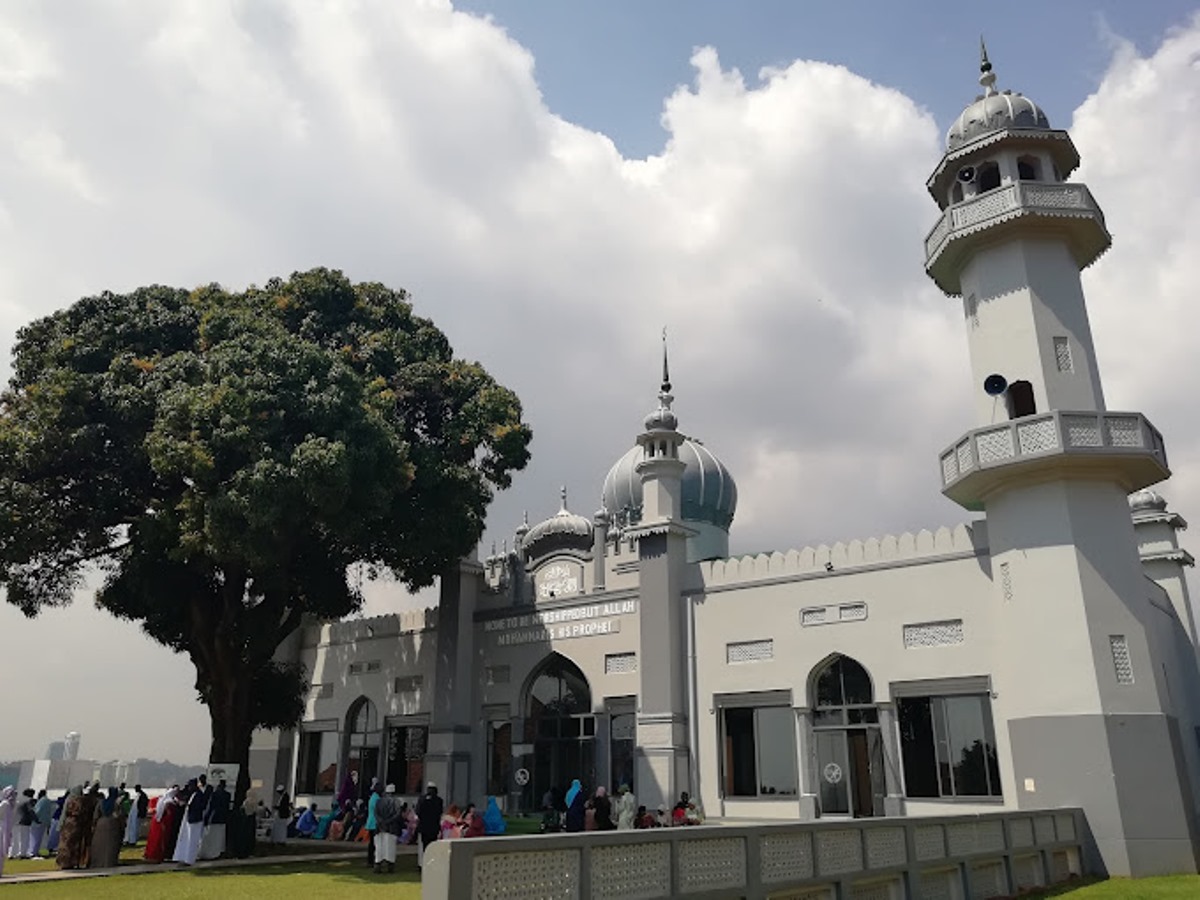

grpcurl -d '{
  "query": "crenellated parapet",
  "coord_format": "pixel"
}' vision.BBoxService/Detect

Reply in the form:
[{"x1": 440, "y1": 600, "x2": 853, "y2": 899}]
[{"x1": 698, "y1": 523, "x2": 985, "y2": 587}]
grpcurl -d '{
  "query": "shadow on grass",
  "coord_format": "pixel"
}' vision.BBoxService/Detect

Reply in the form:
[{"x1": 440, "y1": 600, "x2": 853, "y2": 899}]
[{"x1": 187, "y1": 857, "x2": 422, "y2": 886}]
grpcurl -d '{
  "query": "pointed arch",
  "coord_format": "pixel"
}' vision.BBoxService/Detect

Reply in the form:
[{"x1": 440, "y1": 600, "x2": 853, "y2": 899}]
[
  {"x1": 522, "y1": 652, "x2": 592, "y2": 722},
  {"x1": 808, "y1": 654, "x2": 874, "y2": 708},
  {"x1": 341, "y1": 695, "x2": 382, "y2": 797}
]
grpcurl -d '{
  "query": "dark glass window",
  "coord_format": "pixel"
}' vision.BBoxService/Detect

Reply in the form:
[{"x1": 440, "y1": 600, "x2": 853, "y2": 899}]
[
  {"x1": 897, "y1": 694, "x2": 1002, "y2": 799},
  {"x1": 486, "y1": 721, "x2": 511, "y2": 796},
  {"x1": 345, "y1": 697, "x2": 381, "y2": 794},
  {"x1": 721, "y1": 706, "x2": 798, "y2": 797},
  {"x1": 385, "y1": 725, "x2": 427, "y2": 795},
  {"x1": 815, "y1": 657, "x2": 873, "y2": 707},
  {"x1": 296, "y1": 731, "x2": 338, "y2": 795}
]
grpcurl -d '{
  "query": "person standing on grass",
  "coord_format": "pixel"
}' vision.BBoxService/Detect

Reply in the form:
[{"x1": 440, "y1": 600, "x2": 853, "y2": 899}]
[
  {"x1": 372, "y1": 784, "x2": 402, "y2": 874},
  {"x1": 124, "y1": 785, "x2": 147, "y2": 847},
  {"x1": 365, "y1": 782, "x2": 381, "y2": 868},
  {"x1": 88, "y1": 788, "x2": 125, "y2": 868},
  {"x1": 11, "y1": 789, "x2": 35, "y2": 860},
  {"x1": 172, "y1": 777, "x2": 208, "y2": 866},
  {"x1": 199, "y1": 779, "x2": 230, "y2": 860},
  {"x1": 45, "y1": 792, "x2": 66, "y2": 855},
  {"x1": 415, "y1": 782, "x2": 443, "y2": 868},
  {"x1": 0, "y1": 786, "x2": 15, "y2": 877},
  {"x1": 31, "y1": 789, "x2": 53, "y2": 857},
  {"x1": 271, "y1": 785, "x2": 291, "y2": 844},
  {"x1": 57, "y1": 784, "x2": 100, "y2": 870}
]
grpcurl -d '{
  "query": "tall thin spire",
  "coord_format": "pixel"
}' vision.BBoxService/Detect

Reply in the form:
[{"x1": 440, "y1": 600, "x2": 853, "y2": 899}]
[
  {"x1": 979, "y1": 36, "x2": 997, "y2": 95},
  {"x1": 661, "y1": 326, "x2": 672, "y2": 393}
]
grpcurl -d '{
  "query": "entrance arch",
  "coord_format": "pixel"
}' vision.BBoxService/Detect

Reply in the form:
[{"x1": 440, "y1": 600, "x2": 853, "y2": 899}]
[
  {"x1": 809, "y1": 655, "x2": 885, "y2": 818},
  {"x1": 342, "y1": 696, "x2": 381, "y2": 800},
  {"x1": 522, "y1": 653, "x2": 596, "y2": 809}
]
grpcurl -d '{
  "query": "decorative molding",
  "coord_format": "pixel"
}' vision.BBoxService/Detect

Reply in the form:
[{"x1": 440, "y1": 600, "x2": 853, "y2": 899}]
[{"x1": 699, "y1": 524, "x2": 983, "y2": 587}]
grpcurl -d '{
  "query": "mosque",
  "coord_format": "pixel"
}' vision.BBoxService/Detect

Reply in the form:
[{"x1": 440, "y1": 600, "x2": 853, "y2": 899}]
[{"x1": 249, "y1": 50, "x2": 1200, "y2": 877}]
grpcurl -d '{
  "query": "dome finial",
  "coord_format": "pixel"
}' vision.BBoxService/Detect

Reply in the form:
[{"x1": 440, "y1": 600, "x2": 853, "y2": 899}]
[
  {"x1": 979, "y1": 36, "x2": 997, "y2": 95},
  {"x1": 559, "y1": 485, "x2": 568, "y2": 512},
  {"x1": 661, "y1": 326, "x2": 672, "y2": 394}
]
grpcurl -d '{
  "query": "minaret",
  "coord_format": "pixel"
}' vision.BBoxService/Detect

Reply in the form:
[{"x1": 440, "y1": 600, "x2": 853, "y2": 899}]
[
  {"x1": 628, "y1": 332, "x2": 693, "y2": 812},
  {"x1": 928, "y1": 48, "x2": 1198, "y2": 877}
]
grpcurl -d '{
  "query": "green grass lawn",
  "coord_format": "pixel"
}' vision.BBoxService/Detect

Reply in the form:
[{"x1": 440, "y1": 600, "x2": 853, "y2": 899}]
[
  {"x1": 1036, "y1": 876, "x2": 1200, "y2": 898},
  {"x1": 0, "y1": 858, "x2": 421, "y2": 898},
  {"x1": 1, "y1": 839, "x2": 354, "y2": 877}
]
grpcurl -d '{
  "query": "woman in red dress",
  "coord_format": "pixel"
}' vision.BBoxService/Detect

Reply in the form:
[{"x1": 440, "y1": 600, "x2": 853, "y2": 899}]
[{"x1": 144, "y1": 788, "x2": 180, "y2": 862}]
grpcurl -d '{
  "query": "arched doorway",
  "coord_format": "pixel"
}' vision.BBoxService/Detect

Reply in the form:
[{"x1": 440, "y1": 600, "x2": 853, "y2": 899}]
[
  {"x1": 343, "y1": 696, "x2": 381, "y2": 800},
  {"x1": 810, "y1": 656, "x2": 885, "y2": 818},
  {"x1": 523, "y1": 654, "x2": 595, "y2": 809}
]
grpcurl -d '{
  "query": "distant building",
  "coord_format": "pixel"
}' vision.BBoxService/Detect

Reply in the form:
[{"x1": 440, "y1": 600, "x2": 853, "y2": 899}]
[
  {"x1": 63, "y1": 732, "x2": 81, "y2": 762},
  {"x1": 45, "y1": 741, "x2": 65, "y2": 761}
]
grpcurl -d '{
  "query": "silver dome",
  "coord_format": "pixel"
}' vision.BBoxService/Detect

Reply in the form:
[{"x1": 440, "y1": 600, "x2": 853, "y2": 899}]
[
  {"x1": 602, "y1": 438, "x2": 737, "y2": 530},
  {"x1": 947, "y1": 90, "x2": 1050, "y2": 150},
  {"x1": 522, "y1": 489, "x2": 594, "y2": 558},
  {"x1": 1129, "y1": 489, "x2": 1168, "y2": 513}
]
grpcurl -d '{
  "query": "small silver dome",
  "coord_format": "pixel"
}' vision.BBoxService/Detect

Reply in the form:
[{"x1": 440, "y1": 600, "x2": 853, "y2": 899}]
[
  {"x1": 602, "y1": 437, "x2": 737, "y2": 530},
  {"x1": 947, "y1": 90, "x2": 1050, "y2": 150},
  {"x1": 1129, "y1": 489, "x2": 1168, "y2": 513},
  {"x1": 946, "y1": 41, "x2": 1050, "y2": 150},
  {"x1": 522, "y1": 488, "x2": 593, "y2": 558},
  {"x1": 643, "y1": 400, "x2": 678, "y2": 432}
]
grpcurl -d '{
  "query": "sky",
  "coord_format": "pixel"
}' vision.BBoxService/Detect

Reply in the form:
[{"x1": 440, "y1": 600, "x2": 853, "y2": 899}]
[{"x1": 1, "y1": 0, "x2": 1198, "y2": 765}]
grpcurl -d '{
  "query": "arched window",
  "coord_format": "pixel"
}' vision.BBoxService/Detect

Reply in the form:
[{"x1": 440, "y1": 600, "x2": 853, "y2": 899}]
[
  {"x1": 522, "y1": 654, "x2": 596, "y2": 808},
  {"x1": 1017, "y1": 155, "x2": 1042, "y2": 181},
  {"x1": 976, "y1": 161, "x2": 1001, "y2": 193},
  {"x1": 526, "y1": 654, "x2": 591, "y2": 727},
  {"x1": 812, "y1": 656, "x2": 877, "y2": 729},
  {"x1": 343, "y1": 696, "x2": 381, "y2": 797}
]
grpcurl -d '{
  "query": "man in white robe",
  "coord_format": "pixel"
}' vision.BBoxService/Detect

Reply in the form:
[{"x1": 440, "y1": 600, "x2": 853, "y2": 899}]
[
  {"x1": 198, "y1": 779, "x2": 230, "y2": 860},
  {"x1": 10, "y1": 791, "x2": 35, "y2": 860},
  {"x1": 372, "y1": 784, "x2": 401, "y2": 874},
  {"x1": 124, "y1": 786, "x2": 146, "y2": 846},
  {"x1": 172, "y1": 776, "x2": 211, "y2": 866}
]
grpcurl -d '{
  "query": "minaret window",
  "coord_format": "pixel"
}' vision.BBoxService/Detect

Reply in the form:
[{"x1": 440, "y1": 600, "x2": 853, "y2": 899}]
[
  {"x1": 951, "y1": 182, "x2": 964, "y2": 204},
  {"x1": 1006, "y1": 380, "x2": 1037, "y2": 419},
  {"x1": 976, "y1": 161, "x2": 1001, "y2": 193},
  {"x1": 1054, "y1": 337, "x2": 1074, "y2": 372},
  {"x1": 1017, "y1": 155, "x2": 1042, "y2": 181}
]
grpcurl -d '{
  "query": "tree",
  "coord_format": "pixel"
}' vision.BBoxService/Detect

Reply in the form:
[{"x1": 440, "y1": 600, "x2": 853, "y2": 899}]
[{"x1": 0, "y1": 268, "x2": 531, "y2": 803}]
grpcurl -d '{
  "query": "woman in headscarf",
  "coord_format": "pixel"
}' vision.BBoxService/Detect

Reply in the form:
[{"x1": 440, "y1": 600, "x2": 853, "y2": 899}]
[
  {"x1": 563, "y1": 782, "x2": 586, "y2": 833},
  {"x1": 56, "y1": 785, "x2": 100, "y2": 870},
  {"x1": 88, "y1": 788, "x2": 124, "y2": 868},
  {"x1": 616, "y1": 784, "x2": 637, "y2": 830},
  {"x1": 0, "y1": 786, "x2": 16, "y2": 877},
  {"x1": 593, "y1": 786, "x2": 615, "y2": 831},
  {"x1": 144, "y1": 787, "x2": 180, "y2": 863},
  {"x1": 295, "y1": 805, "x2": 319, "y2": 838},
  {"x1": 483, "y1": 797, "x2": 506, "y2": 835},
  {"x1": 335, "y1": 771, "x2": 359, "y2": 812},
  {"x1": 313, "y1": 804, "x2": 337, "y2": 841},
  {"x1": 45, "y1": 792, "x2": 67, "y2": 855}
]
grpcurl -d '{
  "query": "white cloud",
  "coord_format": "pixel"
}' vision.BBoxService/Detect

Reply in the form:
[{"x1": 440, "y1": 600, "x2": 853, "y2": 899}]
[{"x1": 0, "y1": 1, "x2": 1196, "y2": 763}]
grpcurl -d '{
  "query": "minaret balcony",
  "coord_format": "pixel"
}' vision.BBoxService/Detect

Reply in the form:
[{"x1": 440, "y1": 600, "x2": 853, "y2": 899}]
[
  {"x1": 925, "y1": 182, "x2": 1111, "y2": 295},
  {"x1": 939, "y1": 410, "x2": 1168, "y2": 511}
]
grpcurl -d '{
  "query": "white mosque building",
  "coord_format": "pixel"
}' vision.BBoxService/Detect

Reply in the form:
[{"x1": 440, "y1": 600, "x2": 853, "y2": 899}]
[{"x1": 249, "y1": 51, "x2": 1200, "y2": 877}]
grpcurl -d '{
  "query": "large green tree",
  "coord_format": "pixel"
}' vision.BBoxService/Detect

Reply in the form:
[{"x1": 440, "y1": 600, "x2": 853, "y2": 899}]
[{"x1": 0, "y1": 268, "x2": 530, "y2": 801}]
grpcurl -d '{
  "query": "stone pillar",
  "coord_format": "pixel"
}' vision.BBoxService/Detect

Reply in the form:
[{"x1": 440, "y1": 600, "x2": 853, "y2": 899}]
[
  {"x1": 877, "y1": 704, "x2": 905, "y2": 817},
  {"x1": 795, "y1": 709, "x2": 818, "y2": 819},
  {"x1": 592, "y1": 509, "x2": 608, "y2": 593},
  {"x1": 424, "y1": 557, "x2": 481, "y2": 805}
]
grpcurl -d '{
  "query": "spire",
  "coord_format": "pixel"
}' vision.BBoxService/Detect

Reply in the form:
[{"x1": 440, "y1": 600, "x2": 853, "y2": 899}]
[
  {"x1": 559, "y1": 485, "x2": 568, "y2": 513},
  {"x1": 661, "y1": 326, "x2": 672, "y2": 394},
  {"x1": 979, "y1": 36, "x2": 997, "y2": 95},
  {"x1": 643, "y1": 329, "x2": 679, "y2": 432}
]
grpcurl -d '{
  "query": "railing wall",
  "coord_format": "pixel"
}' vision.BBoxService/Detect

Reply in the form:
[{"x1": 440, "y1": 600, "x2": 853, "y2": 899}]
[{"x1": 421, "y1": 809, "x2": 1085, "y2": 900}]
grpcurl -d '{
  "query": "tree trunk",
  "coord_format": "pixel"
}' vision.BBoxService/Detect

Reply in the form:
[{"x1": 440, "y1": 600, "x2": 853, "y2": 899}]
[{"x1": 207, "y1": 663, "x2": 255, "y2": 809}]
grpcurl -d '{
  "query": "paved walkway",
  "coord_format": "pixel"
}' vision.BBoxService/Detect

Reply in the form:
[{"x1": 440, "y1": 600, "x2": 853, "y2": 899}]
[{"x1": 0, "y1": 845, "x2": 414, "y2": 885}]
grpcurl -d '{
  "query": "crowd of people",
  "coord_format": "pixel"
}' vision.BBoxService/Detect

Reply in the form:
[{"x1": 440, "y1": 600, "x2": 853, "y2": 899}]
[
  {"x1": 278, "y1": 775, "x2": 506, "y2": 874},
  {"x1": 0, "y1": 781, "x2": 155, "y2": 875},
  {"x1": 539, "y1": 783, "x2": 704, "y2": 833}
]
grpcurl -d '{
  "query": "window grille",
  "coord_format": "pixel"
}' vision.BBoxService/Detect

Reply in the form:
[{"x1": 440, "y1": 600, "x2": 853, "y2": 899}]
[
  {"x1": 604, "y1": 652, "x2": 638, "y2": 675},
  {"x1": 727, "y1": 639, "x2": 774, "y2": 664},
  {"x1": 1054, "y1": 336, "x2": 1073, "y2": 372},
  {"x1": 1000, "y1": 562, "x2": 1013, "y2": 602},
  {"x1": 309, "y1": 683, "x2": 333, "y2": 699},
  {"x1": 485, "y1": 665, "x2": 511, "y2": 685},
  {"x1": 903, "y1": 620, "x2": 964, "y2": 649},
  {"x1": 348, "y1": 660, "x2": 382, "y2": 676},
  {"x1": 1110, "y1": 635, "x2": 1134, "y2": 684},
  {"x1": 800, "y1": 607, "x2": 827, "y2": 627},
  {"x1": 839, "y1": 603, "x2": 867, "y2": 622},
  {"x1": 393, "y1": 675, "x2": 422, "y2": 693}
]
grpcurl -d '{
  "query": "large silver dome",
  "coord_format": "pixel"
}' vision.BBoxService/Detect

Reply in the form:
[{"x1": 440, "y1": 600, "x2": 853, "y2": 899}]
[{"x1": 602, "y1": 438, "x2": 737, "y2": 530}]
